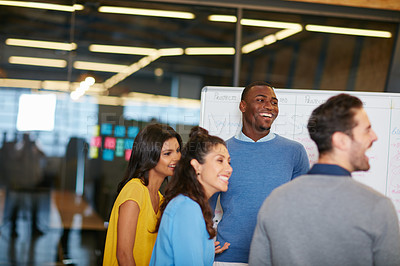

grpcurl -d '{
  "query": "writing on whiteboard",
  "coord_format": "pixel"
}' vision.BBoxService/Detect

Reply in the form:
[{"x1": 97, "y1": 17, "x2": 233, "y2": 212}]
[
  {"x1": 392, "y1": 127, "x2": 400, "y2": 135},
  {"x1": 279, "y1": 97, "x2": 289, "y2": 104},
  {"x1": 214, "y1": 92, "x2": 239, "y2": 102},
  {"x1": 206, "y1": 113, "x2": 241, "y2": 136},
  {"x1": 304, "y1": 95, "x2": 326, "y2": 105}
]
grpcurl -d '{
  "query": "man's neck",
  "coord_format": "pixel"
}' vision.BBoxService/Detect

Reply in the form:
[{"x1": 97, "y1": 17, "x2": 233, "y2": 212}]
[
  {"x1": 318, "y1": 153, "x2": 353, "y2": 173},
  {"x1": 242, "y1": 127, "x2": 270, "y2": 142}
]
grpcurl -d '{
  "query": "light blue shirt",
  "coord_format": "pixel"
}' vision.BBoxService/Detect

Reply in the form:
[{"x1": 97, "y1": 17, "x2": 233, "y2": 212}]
[
  {"x1": 235, "y1": 128, "x2": 276, "y2": 142},
  {"x1": 150, "y1": 194, "x2": 214, "y2": 266}
]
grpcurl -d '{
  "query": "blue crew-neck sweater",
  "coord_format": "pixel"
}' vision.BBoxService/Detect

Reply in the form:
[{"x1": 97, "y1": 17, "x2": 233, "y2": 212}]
[{"x1": 211, "y1": 134, "x2": 310, "y2": 263}]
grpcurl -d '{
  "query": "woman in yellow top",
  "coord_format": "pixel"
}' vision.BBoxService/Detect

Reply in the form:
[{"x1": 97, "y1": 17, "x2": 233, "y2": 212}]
[{"x1": 103, "y1": 124, "x2": 182, "y2": 266}]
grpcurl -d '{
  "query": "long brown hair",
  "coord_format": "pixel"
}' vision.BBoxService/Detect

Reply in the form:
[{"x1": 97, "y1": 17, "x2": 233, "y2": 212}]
[
  {"x1": 155, "y1": 126, "x2": 226, "y2": 239},
  {"x1": 117, "y1": 123, "x2": 182, "y2": 193}
]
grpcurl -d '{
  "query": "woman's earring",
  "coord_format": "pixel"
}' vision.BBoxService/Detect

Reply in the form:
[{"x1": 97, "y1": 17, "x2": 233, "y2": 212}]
[{"x1": 197, "y1": 172, "x2": 200, "y2": 176}]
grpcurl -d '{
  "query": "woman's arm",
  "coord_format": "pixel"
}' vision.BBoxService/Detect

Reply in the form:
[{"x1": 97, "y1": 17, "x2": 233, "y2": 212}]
[
  {"x1": 170, "y1": 201, "x2": 212, "y2": 265},
  {"x1": 116, "y1": 200, "x2": 140, "y2": 266}
]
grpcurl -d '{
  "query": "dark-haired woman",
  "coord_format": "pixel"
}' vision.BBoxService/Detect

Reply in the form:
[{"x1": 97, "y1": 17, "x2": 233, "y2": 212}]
[
  {"x1": 103, "y1": 124, "x2": 182, "y2": 266},
  {"x1": 150, "y1": 127, "x2": 232, "y2": 265}
]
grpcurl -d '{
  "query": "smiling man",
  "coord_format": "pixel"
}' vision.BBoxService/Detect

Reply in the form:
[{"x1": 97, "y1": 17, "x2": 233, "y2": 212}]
[
  {"x1": 249, "y1": 93, "x2": 400, "y2": 266},
  {"x1": 210, "y1": 81, "x2": 310, "y2": 265}
]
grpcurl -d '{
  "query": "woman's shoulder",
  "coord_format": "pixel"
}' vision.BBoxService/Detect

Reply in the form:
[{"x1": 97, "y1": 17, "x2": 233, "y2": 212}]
[
  {"x1": 166, "y1": 195, "x2": 201, "y2": 215},
  {"x1": 119, "y1": 178, "x2": 146, "y2": 196}
]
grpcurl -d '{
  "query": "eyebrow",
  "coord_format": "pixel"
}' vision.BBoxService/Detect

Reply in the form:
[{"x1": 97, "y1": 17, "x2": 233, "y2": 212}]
[
  {"x1": 255, "y1": 94, "x2": 278, "y2": 101},
  {"x1": 216, "y1": 153, "x2": 230, "y2": 160}
]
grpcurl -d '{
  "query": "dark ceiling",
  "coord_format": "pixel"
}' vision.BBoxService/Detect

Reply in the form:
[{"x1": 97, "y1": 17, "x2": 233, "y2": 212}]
[{"x1": 1, "y1": 0, "x2": 399, "y2": 97}]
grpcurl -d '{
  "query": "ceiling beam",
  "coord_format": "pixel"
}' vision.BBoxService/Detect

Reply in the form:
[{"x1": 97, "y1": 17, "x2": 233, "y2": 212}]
[
  {"x1": 283, "y1": 0, "x2": 400, "y2": 12},
  {"x1": 142, "y1": 0, "x2": 400, "y2": 22}
]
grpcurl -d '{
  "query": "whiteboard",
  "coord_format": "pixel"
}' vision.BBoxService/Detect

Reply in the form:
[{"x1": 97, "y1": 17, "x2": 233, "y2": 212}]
[{"x1": 200, "y1": 86, "x2": 400, "y2": 220}]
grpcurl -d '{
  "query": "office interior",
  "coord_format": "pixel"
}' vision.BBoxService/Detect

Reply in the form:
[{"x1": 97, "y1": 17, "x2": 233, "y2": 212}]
[{"x1": 0, "y1": 0, "x2": 399, "y2": 265}]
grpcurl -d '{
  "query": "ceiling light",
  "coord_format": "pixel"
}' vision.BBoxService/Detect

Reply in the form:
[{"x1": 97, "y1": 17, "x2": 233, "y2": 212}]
[
  {"x1": 6, "y1": 38, "x2": 77, "y2": 51},
  {"x1": 263, "y1": 35, "x2": 277, "y2": 45},
  {"x1": 208, "y1": 15, "x2": 237, "y2": 23},
  {"x1": 0, "y1": 78, "x2": 41, "y2": 89},
  {"x1": 89, "y1": 44, "x2": 156, "y2": 55},
  {"x1": 9, "y1": 56, "x2": 67, "y2": 68},
  {"x1": 124, "y1": 92, "x2": 200, "y2": 108},
  {"x1": 103, "y1": 53, "x2": 161, "y2": 90},
  {"x1": 208, "y1": 14, "x2": 302, "y2": 30},
  {"x1": 185, "y1": 47, "x2": 235, "y2": 55},
  {"x1": 73, "y1": 61, "x2": 128, "y2": 72},
  {"x1": 0, "y1": 78, "x2": 106, "y2": 93},
  {"x1": 0, "y1": 1, "x2": 83, "y2": 12},
  {"x1": 70, "y1": 77, "x2": 97, "y2": 100},
  {"x1": 241, "y1": 19, "x2": 302, "y2": 29},
  {"x1": 242, "y1": 40, "x2": 264, "y2": 54},
  {"x1": 305, "y1": 25, "x2": 392, "y2": 38},
  {"x1": 98, "y1": 6, "x2": 195, "y2": 19},
  {"x1": 158, "y1": 48, "x2": 184, "y2": 56},
  {"x1": 42, "y1": 80, "x2": 70, "y2": 91},
  {"x1": 154, "y1": 68, "x2": 164, "y2": 77},
  {"x1": 41, "y1": 80, "x2": 106, "y2": 93},
  {"x1": 275, "y1": 27, "x2": 302, "y2": 40},
  {"x1": 242, "y1": 27, "x2": 303, "y2": 54}
]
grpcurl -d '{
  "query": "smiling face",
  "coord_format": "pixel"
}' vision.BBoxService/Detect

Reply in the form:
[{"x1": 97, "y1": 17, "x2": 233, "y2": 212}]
[
  {"x1": 240, "y1": 85, "x2": 279, "y2": 141},
  {"x1": 348, "y1": 108, "x2": 377, "y2": 172},
  {"x1": 191, "y1": 143, "x2": 232, "y2": 199},
  {"x1": 150, "y1": 137, "x2": 181, "y2": 179}
]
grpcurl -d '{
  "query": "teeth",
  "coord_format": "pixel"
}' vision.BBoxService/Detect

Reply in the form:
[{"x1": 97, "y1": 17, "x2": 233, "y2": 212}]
[
  {"x1": 260, "y1": 113, "x2": 272, "y2": 118},
  {"x1": 219, "y1": 176, "x2": 229, "y2": 181}
]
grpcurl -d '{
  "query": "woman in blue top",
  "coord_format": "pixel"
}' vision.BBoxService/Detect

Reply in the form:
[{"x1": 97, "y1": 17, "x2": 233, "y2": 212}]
[{"x1": 150, "y1": 126, "x2": 233, "y2": 266}]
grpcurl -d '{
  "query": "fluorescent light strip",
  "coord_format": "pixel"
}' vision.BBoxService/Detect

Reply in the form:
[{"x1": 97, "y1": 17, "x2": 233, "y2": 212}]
[
  {"x1": 89, "y1": 44, "x2": 156, "y2": 55},
  {"x1": 263, "y1": 35, "x2": 277, "y2": 45},
  {"x1": 208, "y1": 14, "x2": 301, "y2": 29},
  {"x1": 0, "y1": 1, "x2": 83, "y2": 12},
  {"x1": 242, "y1": 40, "x2": 264, "y2": 54},
  {"x1": 6, "y1": 38, "x2": 77, "y2": 51},
  {"x1": 305, "y1": 25, "x2": 392, "y2": 38},
  {"x1": 241, "y1": 19, "x2": 301, "y2": 30},
  {"x1": 185, "y1": 47, "x2": 235, "y2": 55},
  {"x1": 73, "y1": 61, "x2": 128, "y2": 72},
  {"x1": 158, "y1": 48, "x2": 184, "y2": 56},
  {"x1": 208, "y1": 15, "x2": 237, "y2": 23},
  {"x1": 124, "y1": 92, "x2": 200, "y2": 108},
  {"x1": 103, "y1": 53, "x2": 161, "y2": 90},
  {"x1": 275, "y1": 28, "x2": 302, "y2": 40},
  {"x1": 9, "y1": 56, "x2": 66, "y2": 68},
  {"x1": 242, "y1": 27, "x2": 302, "y2": 54},
  {"x1": 99, "y1": 6, "x2": 195, "y2": 19},
  {"x1": 0, "y1": 78, "x2": 42, "y2": 89},
  {"x1": 209, "y1": 15, "x2": 391, "y2": 39}
]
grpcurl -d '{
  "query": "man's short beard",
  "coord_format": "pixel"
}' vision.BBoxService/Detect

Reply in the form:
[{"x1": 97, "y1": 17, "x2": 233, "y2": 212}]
[{"x1": 259, "y1": 126, "x2": 271, "y2": 131}]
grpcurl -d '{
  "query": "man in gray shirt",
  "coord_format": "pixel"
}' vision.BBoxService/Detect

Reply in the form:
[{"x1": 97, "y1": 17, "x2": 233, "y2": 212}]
[{"x1": 249, "y1": 93, "x2": 400, "y2": 266}]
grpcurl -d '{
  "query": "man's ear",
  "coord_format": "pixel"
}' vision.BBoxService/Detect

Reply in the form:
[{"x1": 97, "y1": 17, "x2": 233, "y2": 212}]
[
  {"x1": 239, "y1": 100, "x2": 246, "y2": 113},
  {"x1": 190, "y1": 159, "x2": 201, "y2": 174},
  {"x1": 332, "y1": 131, "x2": 351, "y2": 151}
]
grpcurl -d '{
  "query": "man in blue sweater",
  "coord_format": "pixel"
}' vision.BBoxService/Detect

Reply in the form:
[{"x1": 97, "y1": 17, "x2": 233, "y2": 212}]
[{"x1": 210, "y1": 81, "x2": 310, "y2": 265}]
